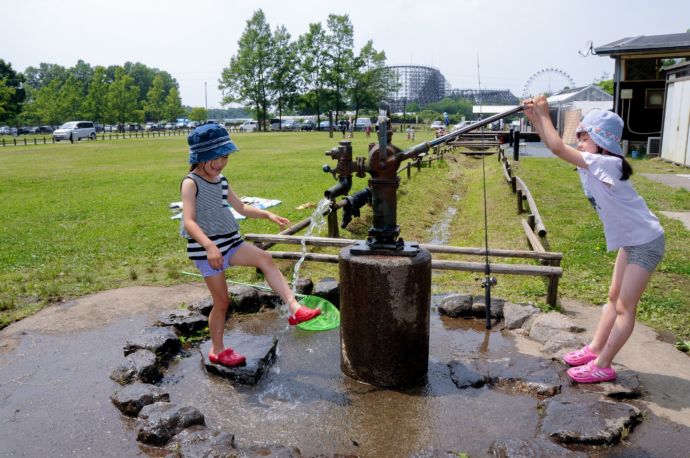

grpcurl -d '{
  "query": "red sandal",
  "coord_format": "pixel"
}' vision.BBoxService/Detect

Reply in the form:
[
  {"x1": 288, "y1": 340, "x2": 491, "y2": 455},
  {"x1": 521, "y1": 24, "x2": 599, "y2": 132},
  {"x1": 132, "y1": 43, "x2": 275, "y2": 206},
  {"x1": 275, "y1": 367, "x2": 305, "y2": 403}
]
[
  {"x1": 288, "y1": 306, "x2": 321, "y2": 325},
  {"x1": 209, "y1": 348, "x2": 246, "y2": 367}
]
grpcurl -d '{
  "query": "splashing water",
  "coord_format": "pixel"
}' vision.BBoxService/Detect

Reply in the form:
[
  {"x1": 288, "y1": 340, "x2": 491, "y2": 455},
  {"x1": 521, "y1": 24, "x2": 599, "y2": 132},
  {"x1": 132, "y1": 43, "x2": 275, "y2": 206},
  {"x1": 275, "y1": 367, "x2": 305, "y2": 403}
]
[{"x1": 291, "y1": 198, "x2": 331, "y2": 296}]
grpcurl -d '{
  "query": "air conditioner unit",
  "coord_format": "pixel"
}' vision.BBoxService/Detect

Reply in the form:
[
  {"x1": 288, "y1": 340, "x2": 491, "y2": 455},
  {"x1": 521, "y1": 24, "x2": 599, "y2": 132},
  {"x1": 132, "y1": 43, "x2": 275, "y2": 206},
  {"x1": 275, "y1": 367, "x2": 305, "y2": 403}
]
[{"x1": 647, "y1": 137, "x2": 661, "y2": 157}]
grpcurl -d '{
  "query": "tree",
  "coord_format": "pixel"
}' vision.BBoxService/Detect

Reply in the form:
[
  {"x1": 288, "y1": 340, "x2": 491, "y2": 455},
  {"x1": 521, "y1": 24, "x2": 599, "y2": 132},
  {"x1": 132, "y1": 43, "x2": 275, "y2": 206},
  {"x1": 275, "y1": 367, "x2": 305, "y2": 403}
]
[
  {"x1": 145, "y1": 75, "x2": 166, "y2": 121},
  {"x1": 323, "y1": 14, "x2": 355, "y2": 122},
  {"x1": 297, "y1": 22, "x2": 330, "y2": 124},
  {"x1": 84, "y1": 66, "x2": 109, "y2": 124},
  {"x1": 0, "y1": 78, "x2": 16, "y2": 120},
  {"x1": 219, "y1": 9, "x2": 273, "y2": 130},
  {"x1": 59, "y1": 76, "x2": 84, "y2": 120},
  {"x1": 23, "y1": 63, "x2": 67, "y2": 91},
  {"x1": 348, "y1": 40, "x2": 392, "y2": 127},
  {"x1": 107, "y1": 67, "x2": 138, "y2": 128},
  {"x1": 269, "y1": 25, "x2": 300, "y2": 124},
  {"x1": 0, "y1": 60, "x2": 26, "y2": 124},
  {"x1": 189, "y1": 107, "x2": 207, "y2": 122},
  {"x1": 163, "y1": 86, "x2": 184, "y2": 121},
  {"x1": 32, "y1": 79, "x2": 63, "y2": 126}
]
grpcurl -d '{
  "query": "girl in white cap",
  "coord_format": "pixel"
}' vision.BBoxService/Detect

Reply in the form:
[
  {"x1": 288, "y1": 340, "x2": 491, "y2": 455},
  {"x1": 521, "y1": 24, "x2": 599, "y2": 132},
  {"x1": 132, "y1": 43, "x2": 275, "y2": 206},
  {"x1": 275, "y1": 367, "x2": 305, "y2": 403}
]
[
  {"x1": 181, "y1": 123, "x2": 320, "y2": 367},
  {"x1": 523, "y1": 95, "x2": 664, "y2": 383}
]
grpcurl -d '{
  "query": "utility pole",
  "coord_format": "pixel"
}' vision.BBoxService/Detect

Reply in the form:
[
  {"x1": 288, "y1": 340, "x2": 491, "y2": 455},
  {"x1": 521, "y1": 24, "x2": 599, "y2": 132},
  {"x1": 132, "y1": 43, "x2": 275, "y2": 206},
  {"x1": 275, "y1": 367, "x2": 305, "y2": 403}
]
[{"x1": 204, "y1": 82, "x2": 208, "y2": 112}]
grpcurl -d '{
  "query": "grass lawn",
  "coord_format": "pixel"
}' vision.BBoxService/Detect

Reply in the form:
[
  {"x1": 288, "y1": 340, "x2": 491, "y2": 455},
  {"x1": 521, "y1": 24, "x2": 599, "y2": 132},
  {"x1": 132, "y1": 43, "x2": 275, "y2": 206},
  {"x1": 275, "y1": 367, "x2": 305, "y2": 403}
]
[{"x1": 1, "y1": 133, "x2": 688, "y2": 343}]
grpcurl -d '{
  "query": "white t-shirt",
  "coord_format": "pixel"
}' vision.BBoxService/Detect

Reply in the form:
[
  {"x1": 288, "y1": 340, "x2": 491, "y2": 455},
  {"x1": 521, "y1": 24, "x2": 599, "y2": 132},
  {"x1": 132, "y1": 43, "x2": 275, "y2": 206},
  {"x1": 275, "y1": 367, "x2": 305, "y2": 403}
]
[{"x1": 577, "y1": 152, "x2": 664, "y2": 251}]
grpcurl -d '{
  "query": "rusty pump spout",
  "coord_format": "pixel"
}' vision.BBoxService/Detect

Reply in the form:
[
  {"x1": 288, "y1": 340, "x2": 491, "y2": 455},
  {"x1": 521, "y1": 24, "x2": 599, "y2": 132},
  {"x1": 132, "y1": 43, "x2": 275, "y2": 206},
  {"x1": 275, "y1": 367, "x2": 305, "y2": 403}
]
[{"x1": 322, "y1": 140, "x2": 354, "y2": 200}]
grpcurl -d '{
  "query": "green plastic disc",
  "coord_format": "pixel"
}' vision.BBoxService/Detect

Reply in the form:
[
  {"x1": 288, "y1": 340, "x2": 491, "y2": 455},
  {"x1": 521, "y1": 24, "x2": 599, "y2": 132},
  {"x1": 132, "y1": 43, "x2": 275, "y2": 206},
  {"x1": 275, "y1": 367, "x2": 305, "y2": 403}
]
[{"x1": 296, "y1": 295, "x2": 340, "y2": 331}]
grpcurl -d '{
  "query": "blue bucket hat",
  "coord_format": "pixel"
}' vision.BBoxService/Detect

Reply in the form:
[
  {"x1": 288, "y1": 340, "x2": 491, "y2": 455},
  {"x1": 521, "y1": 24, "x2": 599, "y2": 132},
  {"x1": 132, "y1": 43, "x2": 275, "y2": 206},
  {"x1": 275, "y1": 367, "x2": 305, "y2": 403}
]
[
  {"x1": 188, "y1": 123, "x2": 238, "y2": 164},
  {"x1": 576, "y1": 109, "x2": 624, "y2": 155}
]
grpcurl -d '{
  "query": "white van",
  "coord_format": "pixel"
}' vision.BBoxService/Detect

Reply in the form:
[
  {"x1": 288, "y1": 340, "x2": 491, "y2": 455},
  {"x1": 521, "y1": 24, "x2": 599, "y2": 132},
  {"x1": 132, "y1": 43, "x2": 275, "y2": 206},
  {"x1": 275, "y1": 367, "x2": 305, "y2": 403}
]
[
  {"x1": 53, "y1": 121, "x2": 96, "y2": 142},
  {"x1": 238, "y1": 120, "x2": 258, "y2": 132}
]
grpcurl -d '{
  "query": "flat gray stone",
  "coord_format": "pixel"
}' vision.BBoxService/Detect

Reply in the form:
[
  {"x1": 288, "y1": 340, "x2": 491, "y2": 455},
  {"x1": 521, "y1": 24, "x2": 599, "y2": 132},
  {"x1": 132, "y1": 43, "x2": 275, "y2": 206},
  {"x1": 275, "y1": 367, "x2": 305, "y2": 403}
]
[
  {"x1": 136, "y1": 402, "x2": 205, "y2": 446},
  {"x1": 529, "y1": 313, "x2": 585, "y2": 343},
  {"x1": 167, "y1": 424, "x2": 237, "y2": 456},
  {"x1": 110, "y1": 349, "x2": 162, "y2": 384},
  {"x1": 574, "y1": 367, "x2": 644, "y2": 400},
  {"x1": 540, "y1": 393, "x2": 641, "y2": 445},
  {"x1": 237, "y1": 444, "x2": 303, "y2": 457},
  {"x1": 542, "y1": 332, "x2": 586, "y2": 356},
  {"x1": 294, "y1": 277, "x2": 314, "y2": 296},
  {"x1": 448, "y1": 358, "x2": 488, "y2": 388},
  {"x1": 111, "y1": 383, "x2": 169, "y2": 417},
  {"x1": 155, "y1": 309, "x2": 208, "y2": 336},
  {"x1": 503, "y1": 301, "x2": 540, "y2": 329},
  {"x1": 124, "y1": 326, "x2": 180, "y2": 358},
  {"x1": 487, "y1": 357, "x2": 562, "y2": 397},
  {"x1": 488, "y1": 438, "x2": 587, "y2": 457},
  {"x1": 201, "y1": 333, "x2": 278, "y2": 386},
  {"x1": 471, "y1": 295, "x2": 505, "y2": 318},
  {"x1": 438, "y1": 294, "x2": 473, "y2": 318}
]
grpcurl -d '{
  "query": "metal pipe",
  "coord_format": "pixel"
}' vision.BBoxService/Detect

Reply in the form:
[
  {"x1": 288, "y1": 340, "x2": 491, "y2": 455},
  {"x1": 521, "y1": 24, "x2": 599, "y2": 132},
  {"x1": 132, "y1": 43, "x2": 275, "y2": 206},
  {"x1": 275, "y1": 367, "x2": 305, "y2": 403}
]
[{"x1": 399, "y1": 105, "x2": 525, "y2": 161}]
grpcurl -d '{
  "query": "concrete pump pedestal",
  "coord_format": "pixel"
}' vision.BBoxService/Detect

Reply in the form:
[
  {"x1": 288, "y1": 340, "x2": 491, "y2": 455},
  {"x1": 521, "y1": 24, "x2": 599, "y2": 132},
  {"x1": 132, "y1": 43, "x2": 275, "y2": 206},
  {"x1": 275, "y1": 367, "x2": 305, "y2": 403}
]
[{"x1": 339, "y1": 246, "x2": 431, "y2": 387}]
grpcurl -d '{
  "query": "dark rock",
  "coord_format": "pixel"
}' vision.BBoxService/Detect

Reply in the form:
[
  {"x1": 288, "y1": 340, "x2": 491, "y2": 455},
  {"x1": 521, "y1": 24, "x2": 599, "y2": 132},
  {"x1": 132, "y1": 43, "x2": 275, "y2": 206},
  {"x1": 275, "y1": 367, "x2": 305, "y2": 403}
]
[
  {"x1": 236, "y1": 444, "x2": 303, "y2": 457},
  {"x1": 136, "y1": 402, "x2": 205, "y2": 446},
  {"x1": 487, "y1": 357, "x2": 562, "y2": 397},
  {"x1": 167, "y1": 424, "x2": 236, "y2": 456},
  {"x1": 201, "y1": 333, "x2": 278, "y2": 386},
  {"x1": 448, "y1": 359, "x2": 489, "y2": 388},
  {"x1": 111, "y1": 383, "x2": 169, "y2": 417},
  {"x1": 155, "y1": 309, "x2": 208, "y2": 336},
  {"x1": 540, "y1": 393, "x2": 642, "y2": 445},
  {"x1": 257, "y1": 289, "x2": 281, "y2": 309},
  {"x1": 124, "y1": 326, "x2": 181, "y2": 358},
  {"x1": 575, "y1": 367, "x2": 644, "y2": 400},
  {"x1": 529, "y1": 313, "x2": 585, "y2": 343},
  {"x1": 471, "y1": 295, "x2": 505, "y2": 318},
  {"x1": 503, "y1": 301, "x2": 540, "y2": 329},
  {"x1": 438, "y1": 294, "x2": 473, "y2": 318},
  {"x1": 187, "y1": 297, "x2": 214, "y2": 316},
  {"x1": 229, "y1": 285, "x2": 261, "y2": 313},
  {"x1": 488, "y1": 438, "x2": 587, "y2": 457},
  {"x1": 294, "y1": 278, "x2": 314, "y2": 296},
  {"x1": 313, "y1": 277, "x2": 339, "y2": 308},
  {"x1": 110, "y1": 349, "x2": 162, "y2": 384}
]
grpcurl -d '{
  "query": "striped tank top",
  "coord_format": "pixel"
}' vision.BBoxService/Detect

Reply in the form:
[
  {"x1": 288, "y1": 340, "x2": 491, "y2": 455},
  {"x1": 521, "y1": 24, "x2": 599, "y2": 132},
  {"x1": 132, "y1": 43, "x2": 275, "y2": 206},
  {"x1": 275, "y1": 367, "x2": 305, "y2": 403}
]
[{"x1": 180, "y1": 173, "x2": 243, "y2": 260}]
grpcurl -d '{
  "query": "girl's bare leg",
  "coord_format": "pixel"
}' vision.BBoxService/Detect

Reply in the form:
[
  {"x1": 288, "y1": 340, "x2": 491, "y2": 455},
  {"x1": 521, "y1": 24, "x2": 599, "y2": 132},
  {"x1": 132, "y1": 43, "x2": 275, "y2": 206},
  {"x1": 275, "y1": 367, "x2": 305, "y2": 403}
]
[
  {"x1": 589, "y1": 249, "x2": 627, "y2": 355},
  {"x1": 230, "y1": 243, "x2": 301, "y2": 314},
  {"x1": 204, "y1": 272, "x2": 230, "y2": 355}
]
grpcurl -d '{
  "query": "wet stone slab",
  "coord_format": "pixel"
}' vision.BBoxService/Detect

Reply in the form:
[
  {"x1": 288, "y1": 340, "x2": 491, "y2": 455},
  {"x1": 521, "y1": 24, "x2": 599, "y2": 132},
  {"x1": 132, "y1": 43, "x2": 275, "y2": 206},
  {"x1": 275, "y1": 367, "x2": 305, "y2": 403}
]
[
  {"x1": 449, "y1": 356, "x2": 562, "y2": 397},
  {"x1": 166, "y1": 424, "x2": 237, "y2": 456},
  {"x1": 123, "y1": 326, "x2": 181, "y2": 358},
  {"x1": 110, "y1": 348, "x2": 162, "y2": 384},
  {"x1": 111, "y1": 382, "x2": 170, "y2": 417},
  {"x1": 200, "y1": 333, "x2": 278, "y2": 386},
  {"x1": 540, "y1": 392, "x2": 642, "y2": 445},
  {"x1": 572, "y1": 367, "x2": 644, "y2": 400},
  {"x1": 155, "y1": 309, "x2": 208, "y2": 336},
  {"x1": 136, "y1": 401, "x2": 205, "y2": 446}
]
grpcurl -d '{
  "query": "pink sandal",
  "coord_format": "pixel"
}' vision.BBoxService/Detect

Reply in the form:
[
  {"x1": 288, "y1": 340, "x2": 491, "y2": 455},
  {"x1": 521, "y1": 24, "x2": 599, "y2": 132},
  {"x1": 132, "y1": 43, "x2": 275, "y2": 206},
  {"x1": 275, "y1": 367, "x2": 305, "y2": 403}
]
[
  {"x1": 209, "y1": 348, "x2": 246, "y2": 367},
  {"x1": 567, "y1": 361, "x2": 616, "y2": 383},
  {"x1": 563, "y1": 345, "x2": 598, "y2": 366}
]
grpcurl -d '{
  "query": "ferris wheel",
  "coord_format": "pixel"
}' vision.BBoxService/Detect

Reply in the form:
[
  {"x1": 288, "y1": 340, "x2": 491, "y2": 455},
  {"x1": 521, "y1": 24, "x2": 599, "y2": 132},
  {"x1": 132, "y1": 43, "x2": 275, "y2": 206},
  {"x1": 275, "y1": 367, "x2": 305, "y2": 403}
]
[{"x1": 522, "y1": 68, "x2": 576, "y2": 99}]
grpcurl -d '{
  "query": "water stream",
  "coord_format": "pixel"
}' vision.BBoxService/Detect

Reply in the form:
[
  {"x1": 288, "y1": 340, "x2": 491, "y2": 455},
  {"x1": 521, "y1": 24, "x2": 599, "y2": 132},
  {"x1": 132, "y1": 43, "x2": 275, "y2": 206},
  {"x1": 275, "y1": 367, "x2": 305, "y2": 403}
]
[{"x1": 291, "y1": 198, "x2": 331, "y2": 296}]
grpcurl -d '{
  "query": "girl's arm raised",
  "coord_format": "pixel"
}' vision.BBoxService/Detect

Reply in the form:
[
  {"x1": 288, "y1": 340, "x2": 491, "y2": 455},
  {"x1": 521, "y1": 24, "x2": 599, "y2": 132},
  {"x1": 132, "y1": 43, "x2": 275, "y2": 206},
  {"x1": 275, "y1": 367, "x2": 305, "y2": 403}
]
[
  {"x1": 523, "y1": 96, "x2": 587, "y2": 168},
  {"x1": 226, "y1": 184, "x2": 290, "y2": 230}
]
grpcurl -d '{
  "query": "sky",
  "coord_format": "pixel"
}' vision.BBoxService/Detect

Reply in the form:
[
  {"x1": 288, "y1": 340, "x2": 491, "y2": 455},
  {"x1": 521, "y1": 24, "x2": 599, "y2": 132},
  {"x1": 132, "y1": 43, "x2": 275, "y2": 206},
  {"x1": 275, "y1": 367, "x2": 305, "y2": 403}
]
[{"x1": 3, "y1": 0, "x2": 689, "y2": 109}]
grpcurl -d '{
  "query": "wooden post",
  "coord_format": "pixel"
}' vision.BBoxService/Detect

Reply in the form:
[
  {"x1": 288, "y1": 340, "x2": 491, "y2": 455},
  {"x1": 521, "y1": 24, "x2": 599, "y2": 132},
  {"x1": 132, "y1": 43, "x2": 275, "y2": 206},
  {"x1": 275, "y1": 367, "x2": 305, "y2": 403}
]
[
  {"x1": 327, "y1": 209, "x2": 339, "y2": 238},
  {"x1": 547, "y1": 275, "x2": 559, "y2": 306},
  {"x1": 517, "y1": 189, "x2": 524, "y2": 214}
]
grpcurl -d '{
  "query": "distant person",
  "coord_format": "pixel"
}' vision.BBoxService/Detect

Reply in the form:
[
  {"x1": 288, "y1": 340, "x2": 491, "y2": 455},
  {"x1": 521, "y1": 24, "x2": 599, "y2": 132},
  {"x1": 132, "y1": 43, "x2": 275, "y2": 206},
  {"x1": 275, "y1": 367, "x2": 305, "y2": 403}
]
[
  {"x1": 341, "y1": 120, "x2": 347, "y2": 138},
  {"x1": 180, "y1": 123, "x2": 320, "y2": 367},
  {"x1": 523, "y1": 96, "x2": 664, "y2": 384},
  {"x1": 365, "y1": 125, "x2": 371, "y2": 138},
  {"x1": 406, "y1": 125, "x2": 415, "y2": 141}
]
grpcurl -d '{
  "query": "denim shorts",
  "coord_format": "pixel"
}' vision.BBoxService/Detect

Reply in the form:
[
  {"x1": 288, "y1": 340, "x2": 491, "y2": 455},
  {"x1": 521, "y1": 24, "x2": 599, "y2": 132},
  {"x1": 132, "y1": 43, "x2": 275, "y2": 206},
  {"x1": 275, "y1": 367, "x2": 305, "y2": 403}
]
[
  {"x1": 193, "y1": 242, "x2": 244, "y2": 278},
  {"x1": 623, "y1": 234, "x2": 665, "y2": 273}
]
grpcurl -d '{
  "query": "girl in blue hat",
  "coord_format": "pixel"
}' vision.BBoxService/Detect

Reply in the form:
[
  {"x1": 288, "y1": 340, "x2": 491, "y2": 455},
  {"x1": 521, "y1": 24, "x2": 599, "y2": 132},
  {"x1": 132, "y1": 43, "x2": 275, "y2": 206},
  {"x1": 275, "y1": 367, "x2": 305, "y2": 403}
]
[
  {"x1": 181, "y1": 123, "x2": 320, "y2": 367},
  {"x1": 524, "y1": 96, "x2": 664, "y2": 384}
]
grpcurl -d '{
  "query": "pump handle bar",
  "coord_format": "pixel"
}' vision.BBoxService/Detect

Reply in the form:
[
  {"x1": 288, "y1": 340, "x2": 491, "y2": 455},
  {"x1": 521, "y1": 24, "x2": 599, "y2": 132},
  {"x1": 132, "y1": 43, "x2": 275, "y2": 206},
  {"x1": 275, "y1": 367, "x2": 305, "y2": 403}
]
[{"x1": 398, "y1": 104, "x2": 525, "y2": 161}]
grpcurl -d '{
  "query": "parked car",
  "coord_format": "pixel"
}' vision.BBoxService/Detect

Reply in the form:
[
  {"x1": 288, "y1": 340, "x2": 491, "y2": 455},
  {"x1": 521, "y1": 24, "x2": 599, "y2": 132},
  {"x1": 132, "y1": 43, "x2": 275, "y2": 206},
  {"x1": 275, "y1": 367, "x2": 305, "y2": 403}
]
[
  {"x1": 145, "y1": 122, "x2": 159, "y2": 131},
  {"x1": 103, "y1": 124, "x2": 114, "y2": 132},
  {"x1": 300, "y1": 120, "x2": 316, "y2": 131},
  {"x1": 94, "y1": 123, "x2": 105, "y2": 133},
  {"x1": 430, "y1": 120, "x2": 444, "y2": 130},
  {"x1": 318, "y1": 120, "x2": 331, "y2": 131},
  {"x1": 281, "y1": 120, "x2": 300, "y2": 131},
  {"x1": 187, "y1": 121, "x2": 199, "y2": 129},
  {"x1": 38, "y1": 125, "x2": 54, "y2": 134},
  {"x1": 354, "y1": 118, "x2": 372, "y2": 131},
  {"x1": 452, "y1": 120, "x2": 475, "y2": 131},
  {"x1": 53, "y1": 121, "x2": 97, "y2": 142},
  {"x1": 238, "y1": 120, "x2": 258, "y2": 132},
  {"x1": 17, "y1": 126, "x2": 32, "y2": 135}
]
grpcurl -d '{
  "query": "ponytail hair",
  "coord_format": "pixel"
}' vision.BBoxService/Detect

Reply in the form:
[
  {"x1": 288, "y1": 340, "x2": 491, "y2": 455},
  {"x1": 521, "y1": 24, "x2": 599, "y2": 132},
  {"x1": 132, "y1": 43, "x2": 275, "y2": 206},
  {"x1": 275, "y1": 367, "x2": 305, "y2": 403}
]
[{"x1": 597, "y1": 146, "x2": 633, "y2": 181}]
